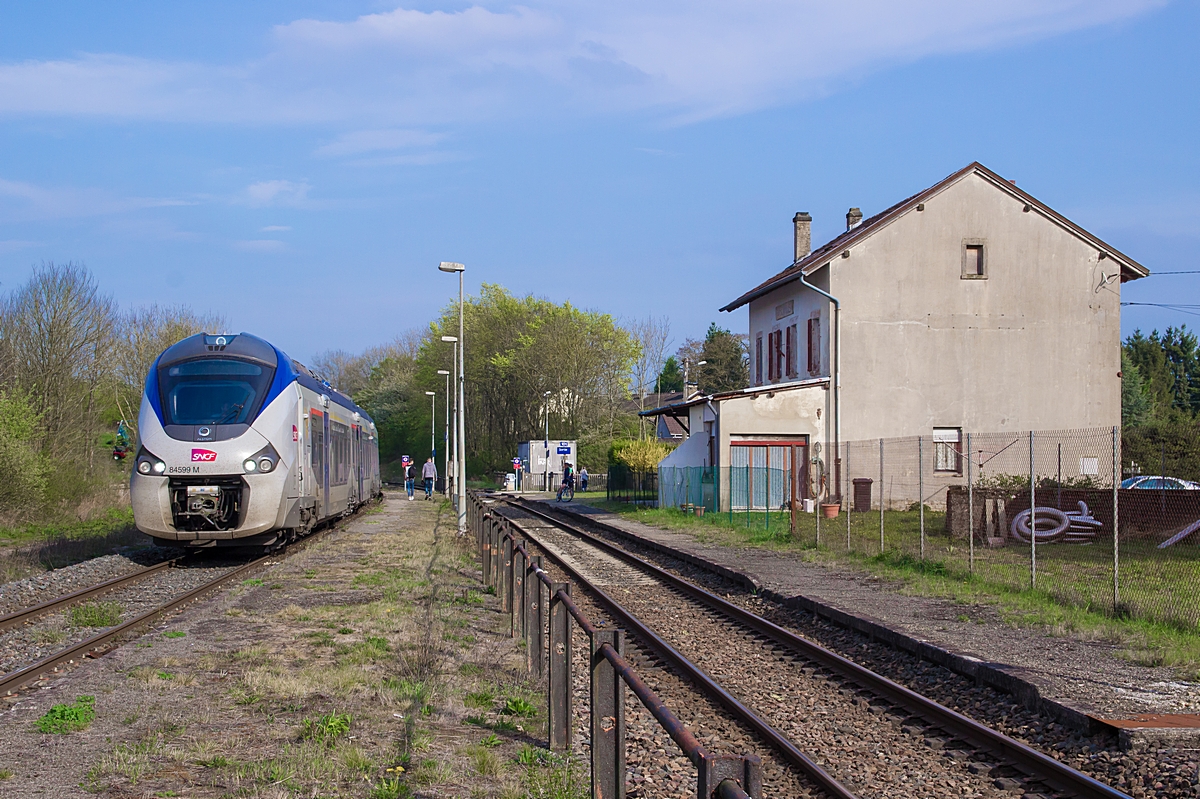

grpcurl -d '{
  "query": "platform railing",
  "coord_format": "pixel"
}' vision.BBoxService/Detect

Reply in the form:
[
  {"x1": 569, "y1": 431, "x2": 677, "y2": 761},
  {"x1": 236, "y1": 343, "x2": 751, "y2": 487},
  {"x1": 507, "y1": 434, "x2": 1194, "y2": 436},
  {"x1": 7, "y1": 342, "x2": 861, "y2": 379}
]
[{"x1": 469, "y1": 491, "x2": 761, "y2": 799}]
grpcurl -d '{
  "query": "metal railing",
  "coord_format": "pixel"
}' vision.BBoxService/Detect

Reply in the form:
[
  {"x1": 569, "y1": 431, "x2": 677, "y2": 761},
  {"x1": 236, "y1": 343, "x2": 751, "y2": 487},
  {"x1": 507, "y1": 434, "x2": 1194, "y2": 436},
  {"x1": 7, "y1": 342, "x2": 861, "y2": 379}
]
[{"x1": 468, "y1": 492, "x2": 760, "y2": 799}]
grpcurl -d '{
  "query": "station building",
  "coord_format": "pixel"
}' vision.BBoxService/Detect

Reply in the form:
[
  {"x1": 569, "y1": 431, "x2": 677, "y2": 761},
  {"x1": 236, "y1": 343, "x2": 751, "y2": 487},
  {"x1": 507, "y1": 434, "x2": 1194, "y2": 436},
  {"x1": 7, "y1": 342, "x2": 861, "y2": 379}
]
[{"x1": 642, "y1": 162, "x2": 1148, "y2": 511}]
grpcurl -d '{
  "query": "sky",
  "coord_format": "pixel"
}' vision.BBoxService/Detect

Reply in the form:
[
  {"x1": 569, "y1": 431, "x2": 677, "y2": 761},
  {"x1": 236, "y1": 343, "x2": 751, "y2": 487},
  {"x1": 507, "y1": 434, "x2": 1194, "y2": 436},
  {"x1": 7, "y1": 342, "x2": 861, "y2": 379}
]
[{"x1": 0, "y1": 1, "x2": 1196, "y2": 362}]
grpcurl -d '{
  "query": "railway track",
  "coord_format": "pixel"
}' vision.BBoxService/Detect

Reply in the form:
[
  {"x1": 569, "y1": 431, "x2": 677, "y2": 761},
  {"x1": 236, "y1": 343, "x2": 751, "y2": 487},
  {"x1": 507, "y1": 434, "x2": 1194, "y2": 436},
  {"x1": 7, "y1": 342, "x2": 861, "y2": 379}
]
[
  {"x1": 501, "y1": 497, "x2": 1131, "y2": 799},
  {"x1": 0, "y1": 519, "x2": 346, "y2": 697}
]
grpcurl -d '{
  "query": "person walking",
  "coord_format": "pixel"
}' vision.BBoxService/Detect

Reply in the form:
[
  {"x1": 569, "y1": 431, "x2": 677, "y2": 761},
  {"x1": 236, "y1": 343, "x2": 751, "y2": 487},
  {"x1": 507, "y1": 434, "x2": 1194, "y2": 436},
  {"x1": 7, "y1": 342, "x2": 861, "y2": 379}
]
[
  {"x1": 580, "y1": 466, "x2": 589, "y2": 492},
  {"x1": 422, "y1": 457, "x2": 437, "y2": 500},
  {"x1": 404, "y1": 459, "x2": 416, "y2": 500}
]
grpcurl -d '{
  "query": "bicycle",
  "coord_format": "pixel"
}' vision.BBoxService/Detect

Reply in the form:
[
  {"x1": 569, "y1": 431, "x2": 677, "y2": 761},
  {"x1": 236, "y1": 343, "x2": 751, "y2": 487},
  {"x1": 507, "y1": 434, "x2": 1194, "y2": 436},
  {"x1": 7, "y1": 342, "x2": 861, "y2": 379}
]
[{"x1": 556, "y1": 479, "x2": 575, "y2": 502}]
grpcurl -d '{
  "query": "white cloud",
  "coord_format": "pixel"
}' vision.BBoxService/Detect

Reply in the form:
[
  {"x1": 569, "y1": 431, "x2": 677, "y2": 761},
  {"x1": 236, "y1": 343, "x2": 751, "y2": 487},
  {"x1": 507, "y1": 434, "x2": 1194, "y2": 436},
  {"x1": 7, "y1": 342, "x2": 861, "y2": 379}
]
[
  {"x1": 233, "y1": 239, "x2": 287, "y2": 252},
  {"x1": 313, "y1": 128, "x2": 446, "y2": 158},
  {"x1": 0, "y1": 239, "x2": 38, "y2": 254},
  {"x1": 0, "y1": 2, "x2": 1166, "y2": 125},
  {"x1": 261, "y1": 225, "x2": 292, "y2": 232},
  {"x1": 0, "y1": 176, "x2": 188, "y2": 221},
  {"x1": 241, "y1": 180, "x2": 310, "y2": 207}
]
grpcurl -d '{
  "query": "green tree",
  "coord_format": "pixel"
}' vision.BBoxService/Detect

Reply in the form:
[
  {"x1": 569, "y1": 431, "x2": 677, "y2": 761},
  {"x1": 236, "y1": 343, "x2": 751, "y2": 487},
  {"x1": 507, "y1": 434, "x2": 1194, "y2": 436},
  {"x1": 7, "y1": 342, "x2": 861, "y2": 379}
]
[
  {"x1": 1123, "y1": 327, "x2": 1200, "y2": 420},
  {"x1": 1121, "y1": 350, "x2": 1150, "y2": 428},
  {"x1": 656, "y1": 356, "x2": 684, "y2": 393},
  {"x1": 697, "y1": 323, "x2": 749, "y2": 394},
  {"x1": 0, "y1": 390, "x2": 50, "y2": 517}
]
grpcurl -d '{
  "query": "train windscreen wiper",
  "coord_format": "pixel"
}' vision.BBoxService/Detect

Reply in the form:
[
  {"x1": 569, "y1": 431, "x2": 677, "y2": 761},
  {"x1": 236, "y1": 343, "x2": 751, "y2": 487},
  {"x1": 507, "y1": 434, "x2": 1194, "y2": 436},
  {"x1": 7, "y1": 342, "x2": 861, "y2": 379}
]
[{"x1": 212, "y1": 404, "x2": 245, "y2": 425}]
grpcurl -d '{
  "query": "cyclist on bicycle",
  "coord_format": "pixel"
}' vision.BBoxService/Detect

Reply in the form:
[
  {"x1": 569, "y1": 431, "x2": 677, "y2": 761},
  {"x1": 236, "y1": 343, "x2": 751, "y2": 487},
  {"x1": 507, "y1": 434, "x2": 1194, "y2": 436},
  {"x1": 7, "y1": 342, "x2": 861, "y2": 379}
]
[{"x1": 558, "y1": 463, "x2": 575, "y2": 501}]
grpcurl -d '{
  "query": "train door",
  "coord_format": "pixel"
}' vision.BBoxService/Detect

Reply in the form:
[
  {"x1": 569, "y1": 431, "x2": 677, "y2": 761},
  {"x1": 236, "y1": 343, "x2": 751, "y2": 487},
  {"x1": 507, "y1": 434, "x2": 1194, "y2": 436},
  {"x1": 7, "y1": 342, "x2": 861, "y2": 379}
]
[
  {"x1": 323, "y1": 411, "x2": 331, "y2": 515},
  {"x1": 310, "y1": 409, "x2": 324, "y2": 519},
  {"x1": 356, "y1": 426, "x2": 364, "y2": 501}
]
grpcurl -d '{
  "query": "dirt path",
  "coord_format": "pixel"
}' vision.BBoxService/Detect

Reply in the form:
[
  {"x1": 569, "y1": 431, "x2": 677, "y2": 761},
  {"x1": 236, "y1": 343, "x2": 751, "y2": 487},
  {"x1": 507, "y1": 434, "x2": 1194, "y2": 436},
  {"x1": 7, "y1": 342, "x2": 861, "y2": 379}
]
[{"x1": 0, "y1": 493, "x2": 585, "y2": 798}]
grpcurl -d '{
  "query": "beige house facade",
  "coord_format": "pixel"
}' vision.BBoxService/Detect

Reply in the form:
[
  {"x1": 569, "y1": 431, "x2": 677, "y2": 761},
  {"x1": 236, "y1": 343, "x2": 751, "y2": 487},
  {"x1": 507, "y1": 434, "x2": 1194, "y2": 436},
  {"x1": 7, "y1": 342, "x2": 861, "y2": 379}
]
[{"x1": 648, "y1": 162, "x2": 1148, "y2": 510}]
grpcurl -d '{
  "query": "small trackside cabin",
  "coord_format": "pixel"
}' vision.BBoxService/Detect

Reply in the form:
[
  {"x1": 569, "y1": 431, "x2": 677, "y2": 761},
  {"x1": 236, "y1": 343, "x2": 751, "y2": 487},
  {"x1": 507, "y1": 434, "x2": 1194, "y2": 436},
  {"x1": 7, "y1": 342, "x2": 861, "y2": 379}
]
[{"x1": 645, "y1": 162, "x2": 1148, "y2": 511}]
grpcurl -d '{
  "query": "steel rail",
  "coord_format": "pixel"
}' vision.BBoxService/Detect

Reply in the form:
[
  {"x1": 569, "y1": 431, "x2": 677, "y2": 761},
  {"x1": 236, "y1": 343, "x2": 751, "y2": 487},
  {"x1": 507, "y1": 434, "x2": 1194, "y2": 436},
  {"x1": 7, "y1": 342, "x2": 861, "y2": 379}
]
[
  {"x1": 0, "y1": 559, "x2": 180, "y2": 634},
  {"x1": 0, "y1": 553, "x2": 272, "y2": 696},
  {"x1": 501, "y1": 507, "x2": 859, "y2": 799},
  {"x1": 514, "y1": 498, "x2": 1134, "y2": 799},
  {"x1": 0, "y1": 514, "x2": 347, "y2": 697}
]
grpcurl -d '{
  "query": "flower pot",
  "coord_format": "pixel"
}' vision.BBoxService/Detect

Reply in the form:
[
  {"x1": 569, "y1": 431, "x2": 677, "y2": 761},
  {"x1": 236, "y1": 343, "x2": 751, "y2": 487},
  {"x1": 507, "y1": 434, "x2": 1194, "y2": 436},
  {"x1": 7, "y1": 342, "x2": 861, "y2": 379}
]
[
  {"x1": 821, "y1": 503, "x2": 841, "y2": 519},
  {"x1": 695, "y1": 506, "x2": 705, "y2": 517}
]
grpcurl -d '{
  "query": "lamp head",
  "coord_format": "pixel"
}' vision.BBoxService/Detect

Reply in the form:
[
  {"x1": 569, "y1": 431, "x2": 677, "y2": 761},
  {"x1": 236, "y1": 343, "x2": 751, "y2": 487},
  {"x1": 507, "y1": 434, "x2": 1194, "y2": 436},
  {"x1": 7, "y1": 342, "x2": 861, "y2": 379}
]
[
  {"x1": 438, "y1": 261, "x2": 466, "y2": 273},
  {"x1": 437, "y1": 369, "x2": 450, "y2": 375},
  {"x1": 697, "y1": 360, "x2": 707, "y2": 366},
  {"x1": 441, "y1": 335, "x2": 458, "y2": 343},
  {"x1": 425, "y1": 391, "x2": 436, "y2": 396}
]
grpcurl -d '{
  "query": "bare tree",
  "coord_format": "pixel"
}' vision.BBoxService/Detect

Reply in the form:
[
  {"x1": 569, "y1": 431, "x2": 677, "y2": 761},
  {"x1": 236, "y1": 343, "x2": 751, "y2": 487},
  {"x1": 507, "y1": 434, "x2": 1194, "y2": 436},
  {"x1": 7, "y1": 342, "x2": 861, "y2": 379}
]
[
  {"x1": 112, "y1": 304, "x2": 228, "y2": 430},
  {"x1": 627, "y1": 316, "x2": 672, "y2": 437},
  {"x1": 0, "y1": 262, "x2": 118, "y2": 463}
]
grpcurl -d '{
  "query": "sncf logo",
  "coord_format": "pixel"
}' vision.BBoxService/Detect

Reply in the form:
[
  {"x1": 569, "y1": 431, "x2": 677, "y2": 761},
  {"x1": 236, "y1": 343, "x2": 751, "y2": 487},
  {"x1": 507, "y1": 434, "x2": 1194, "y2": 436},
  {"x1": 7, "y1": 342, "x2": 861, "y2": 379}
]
[{"x1": 191, "y1": 449, "x2": 218, "y2": 462}]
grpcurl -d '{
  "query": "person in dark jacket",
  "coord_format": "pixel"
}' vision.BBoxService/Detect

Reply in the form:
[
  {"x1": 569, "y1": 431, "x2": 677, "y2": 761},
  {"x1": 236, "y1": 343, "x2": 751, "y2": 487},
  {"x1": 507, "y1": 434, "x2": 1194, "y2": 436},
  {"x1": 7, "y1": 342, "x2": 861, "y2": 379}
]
[{"x1": 404, "y1": 460, "x2": 416, "y2": 500}]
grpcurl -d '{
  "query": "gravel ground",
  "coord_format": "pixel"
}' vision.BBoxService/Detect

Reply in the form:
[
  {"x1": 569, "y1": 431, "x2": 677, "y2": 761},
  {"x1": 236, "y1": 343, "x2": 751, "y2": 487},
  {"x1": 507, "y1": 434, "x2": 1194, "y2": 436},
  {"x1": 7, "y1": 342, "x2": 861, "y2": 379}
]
[
  {"x1": 537, "y1": 501, "x2": 1200, "y2": 799},
  {"x1": 511, "y1": 510, "x2": 1020, "y2": 799},
  {"x1": 0, "y1": 548, "x2": 177, "y2": 617},
  {"x1": 510, "y1": 509, "x2": 818, "y2": 798},
  {"x1": 0, "y1": 555, "x2": 253, "y2": 678}
]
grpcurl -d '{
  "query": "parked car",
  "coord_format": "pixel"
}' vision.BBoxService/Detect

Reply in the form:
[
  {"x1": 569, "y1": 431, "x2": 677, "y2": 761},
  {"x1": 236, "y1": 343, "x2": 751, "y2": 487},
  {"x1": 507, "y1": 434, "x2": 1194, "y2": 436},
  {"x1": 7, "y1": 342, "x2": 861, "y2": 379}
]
[{"x1": 1120, "y1": 475, "x2": 1200, "y2": 490}]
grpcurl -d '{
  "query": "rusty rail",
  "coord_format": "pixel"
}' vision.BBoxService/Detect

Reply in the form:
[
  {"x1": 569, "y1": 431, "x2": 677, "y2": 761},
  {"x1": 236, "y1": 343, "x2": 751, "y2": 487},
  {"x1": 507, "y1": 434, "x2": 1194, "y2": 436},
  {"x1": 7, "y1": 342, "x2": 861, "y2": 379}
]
[
  {"x1": 469, "y1": 491, "x2": 759, "y2": 799},
  {"x1": 514, "y1": 496, "x2": 1137, "y2": 799},
  {"x1": 0, "y1": 558, "x2": 180, "y2": 634}
]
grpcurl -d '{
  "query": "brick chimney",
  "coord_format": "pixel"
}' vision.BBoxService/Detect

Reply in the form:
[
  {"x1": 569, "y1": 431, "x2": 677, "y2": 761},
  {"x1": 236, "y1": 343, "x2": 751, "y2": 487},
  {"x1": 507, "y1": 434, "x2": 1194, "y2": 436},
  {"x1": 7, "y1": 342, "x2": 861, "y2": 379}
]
[
  {"x1": 846, "y1": 207, "x2": 863, "y2": 231},
  {"x1": 793, "y1": 212, "x2": 811, "y2": 262}
]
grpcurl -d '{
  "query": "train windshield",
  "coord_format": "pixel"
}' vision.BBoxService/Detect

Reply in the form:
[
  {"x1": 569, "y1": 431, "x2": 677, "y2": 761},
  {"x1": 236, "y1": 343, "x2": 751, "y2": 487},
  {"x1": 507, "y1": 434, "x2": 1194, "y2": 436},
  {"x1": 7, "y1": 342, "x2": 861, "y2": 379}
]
[{"x1": 159, "y1": 359, "x2": 275, "y2": 426}]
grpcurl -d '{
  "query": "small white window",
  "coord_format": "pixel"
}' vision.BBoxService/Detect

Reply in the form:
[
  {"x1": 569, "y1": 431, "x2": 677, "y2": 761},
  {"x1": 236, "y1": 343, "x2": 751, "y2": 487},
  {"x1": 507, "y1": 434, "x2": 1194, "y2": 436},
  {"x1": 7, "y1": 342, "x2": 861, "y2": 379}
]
[{"x1": 933, "y1": 427, "x2": 962, "y2": 472}]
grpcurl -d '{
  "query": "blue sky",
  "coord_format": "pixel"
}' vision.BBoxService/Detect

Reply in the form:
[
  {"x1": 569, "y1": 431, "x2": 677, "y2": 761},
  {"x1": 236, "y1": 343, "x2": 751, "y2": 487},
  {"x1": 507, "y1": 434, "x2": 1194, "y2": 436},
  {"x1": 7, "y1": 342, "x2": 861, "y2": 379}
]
[{"x1": 0, "y1": 1, "x2": 1195, "y2": 361}]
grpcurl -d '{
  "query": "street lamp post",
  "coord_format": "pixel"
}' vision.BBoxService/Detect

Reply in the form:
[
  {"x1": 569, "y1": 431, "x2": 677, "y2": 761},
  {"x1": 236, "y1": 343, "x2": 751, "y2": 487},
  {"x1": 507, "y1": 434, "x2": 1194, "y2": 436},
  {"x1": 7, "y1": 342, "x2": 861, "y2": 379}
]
[
  {"x1": 437, "y1": 369, "x2": 451, "y2": 497},
  {"x1": 438, "y1": 262, "x2": 467, "y2": 534},
  {"x1": 441, "y1": 335, "x2": 458, "y2": 502},
  {"x1": 543, "y1": 390, "x2": 551, "y2": 492},
  {"x1": 424, "y1": 390, "x2": 436, "y2": 457}
]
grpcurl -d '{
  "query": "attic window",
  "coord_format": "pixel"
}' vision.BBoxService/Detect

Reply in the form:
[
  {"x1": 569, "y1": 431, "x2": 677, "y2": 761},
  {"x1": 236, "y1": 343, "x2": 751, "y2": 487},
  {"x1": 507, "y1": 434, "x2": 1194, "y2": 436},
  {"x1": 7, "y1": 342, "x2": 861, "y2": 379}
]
[{"x1": 961, "y1": 240, "x2": 986, "y2": 279}]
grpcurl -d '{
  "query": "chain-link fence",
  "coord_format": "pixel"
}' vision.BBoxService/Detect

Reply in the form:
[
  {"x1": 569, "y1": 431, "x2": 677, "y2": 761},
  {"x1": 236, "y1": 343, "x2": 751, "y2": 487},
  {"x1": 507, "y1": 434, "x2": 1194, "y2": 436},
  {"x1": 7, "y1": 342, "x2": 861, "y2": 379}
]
[{"x1": 651, "y1": 427, "x2": 1200, "y2": 629}]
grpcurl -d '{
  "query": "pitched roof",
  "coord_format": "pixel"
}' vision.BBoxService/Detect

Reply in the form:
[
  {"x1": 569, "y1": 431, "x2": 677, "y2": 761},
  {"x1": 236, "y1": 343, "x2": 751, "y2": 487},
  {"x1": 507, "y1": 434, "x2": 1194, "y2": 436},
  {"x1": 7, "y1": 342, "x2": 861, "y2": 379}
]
[{"x1": 720, "y1": 162, "x2": 1150, "y2": 313}]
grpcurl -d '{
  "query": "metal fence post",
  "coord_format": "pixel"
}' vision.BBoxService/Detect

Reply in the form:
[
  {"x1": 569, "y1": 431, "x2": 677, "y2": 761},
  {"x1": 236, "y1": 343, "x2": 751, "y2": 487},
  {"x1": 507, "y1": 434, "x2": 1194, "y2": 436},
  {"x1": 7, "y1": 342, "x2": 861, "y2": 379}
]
[
  {"x1": 529, "y1": 557, "x2": 545, "y2": 678},
  {"x1": 967, "y1": 433, "x2": 974, "y2": 574},
  {"x1": 501, "y1": 534, "x2": 514, "y2": 614},
  {"x1": 525, "y1": 557, "x2": 538, "y2": 671},
  {"x1": 845, "y1": 441, "x2": 851, "y2": 551},
  {"x1": 918, "y1": 435, "x2": 925, "y2": 561},
  {"x1": 1113, "y1": 425, "x2": 1121, "y2": 612},
  {"x1": 590, "y1": 630, "x2": 625, "y2": 799},
  {"x1": 482, "y1": 519, "x2": 493, "y2": 586},
  {"x1": 697, "y1": 751, "x2": 755, "y2": 799},
  {"x1": 491, "y1": 524, "x2": 503, "y2": 592},
  {"x1": 549, "y1": 583, "x2": 572, "y2": 751},
  {"x1": 1029, "y1": 431, "x2": 1037, "y2": 590},
  {"x1": 879, "y1": 438, "x2": 885, "y2": 553},
  {"x1": 512, "y1": 543, "x2": 526, "y2": 639}
]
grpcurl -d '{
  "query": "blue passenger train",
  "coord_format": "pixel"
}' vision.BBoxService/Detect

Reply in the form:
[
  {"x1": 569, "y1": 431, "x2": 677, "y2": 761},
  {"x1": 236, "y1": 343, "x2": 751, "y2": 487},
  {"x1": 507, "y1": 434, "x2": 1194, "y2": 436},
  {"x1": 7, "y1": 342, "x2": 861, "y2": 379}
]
[{"x1": 130, "y1": 332, "x2": 381, "y2": 548}]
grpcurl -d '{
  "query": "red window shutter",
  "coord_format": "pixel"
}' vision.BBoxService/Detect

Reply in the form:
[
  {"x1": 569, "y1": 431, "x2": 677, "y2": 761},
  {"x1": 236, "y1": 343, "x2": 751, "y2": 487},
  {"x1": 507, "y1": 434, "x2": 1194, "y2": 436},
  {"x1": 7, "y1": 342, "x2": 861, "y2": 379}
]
[
  {"x1": 785, "y1": 325, "x2": 795, "y2": 377},
  {"x1": 813, "y1": 319, "x2": 821, "y2": 374},
  {"x1": 767, "y1": 332, "x2": 775, "y2": 380},
  {"x1": 755, "y1": 335, "x2": 763, "y2": 385}
]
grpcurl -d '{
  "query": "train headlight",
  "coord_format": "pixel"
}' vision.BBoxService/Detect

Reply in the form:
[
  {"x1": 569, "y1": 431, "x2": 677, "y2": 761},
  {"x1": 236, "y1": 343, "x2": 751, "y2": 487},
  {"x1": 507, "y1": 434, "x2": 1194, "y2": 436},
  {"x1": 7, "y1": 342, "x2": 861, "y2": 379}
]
[
  {"x1": 243, "y1": 442, "x2": 281, "y2": 475},
  {"x1": 135, "y1": 447, "x2": 166, "y2": 477}
]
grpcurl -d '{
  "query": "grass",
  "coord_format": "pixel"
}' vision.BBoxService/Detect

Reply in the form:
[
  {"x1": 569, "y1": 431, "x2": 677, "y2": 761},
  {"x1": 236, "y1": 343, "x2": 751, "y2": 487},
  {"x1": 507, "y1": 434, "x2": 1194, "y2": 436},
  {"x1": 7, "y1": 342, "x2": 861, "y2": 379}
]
[
  {"x1": 301, "y1": 712, "x2": 353, "y2": 746},
  {"x1": 582, "y1": 497, "x2": 1200, "y2": 677},
  {"x1": 35, "y1": 695, "x2": 96, "y2": 733},
  {"x1": 500, "y1": 697, "x2": 537, "y2": 717},
  {"x1": 69, "y1": 601, "x2": 122, "y2": 628},
  {"x1": 162, "y1": 631, "x2": 186, "y2": 639},
  {"x1": 0, "y1": 768, "x2": 12, "y2": 779}
]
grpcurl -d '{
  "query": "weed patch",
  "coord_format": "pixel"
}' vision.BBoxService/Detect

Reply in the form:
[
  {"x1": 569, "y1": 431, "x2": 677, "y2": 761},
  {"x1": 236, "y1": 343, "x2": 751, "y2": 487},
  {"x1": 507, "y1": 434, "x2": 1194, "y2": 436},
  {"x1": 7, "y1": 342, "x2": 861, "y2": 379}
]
[
  {"x1": 69, "y1": 600, "x2": 122, "y2": 627},
  {"x1": 35, "y1": 695, "x2": 96, "y2": 733}
]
